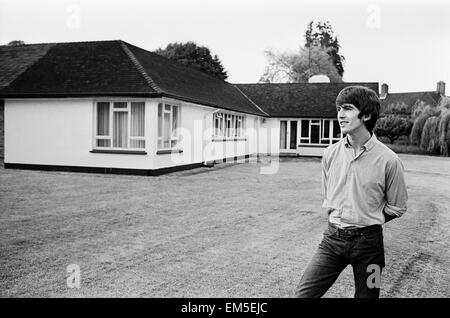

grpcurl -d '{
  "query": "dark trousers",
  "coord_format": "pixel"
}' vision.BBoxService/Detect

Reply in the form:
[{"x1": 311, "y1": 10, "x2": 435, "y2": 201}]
[{"x1": 295, "y1": 222, "x2": 385, "y2": 298}]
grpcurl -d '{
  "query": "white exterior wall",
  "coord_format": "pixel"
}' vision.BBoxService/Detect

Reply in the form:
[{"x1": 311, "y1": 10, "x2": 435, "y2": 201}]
[
  {"x1": 5, "y1": 98, "x2": 262, "y2": 171},
  {"x1": 257, "y1": 117, "x2": 280, "y2": 155},
  {"x1": 5, "y1": 99, "x2": 153, "y2": 169},
  {"x1": 152, "y1": 98, "x2": 260, "y2": 169}
]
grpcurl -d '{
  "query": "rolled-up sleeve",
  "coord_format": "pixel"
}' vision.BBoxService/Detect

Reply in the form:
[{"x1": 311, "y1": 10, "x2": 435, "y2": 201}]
[{"x1": 383, "y1": 157, "x2": 408, "y2": 217}]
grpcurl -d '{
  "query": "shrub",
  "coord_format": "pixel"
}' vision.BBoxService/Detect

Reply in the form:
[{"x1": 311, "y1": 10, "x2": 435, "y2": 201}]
[
  {"x1": 420, "y1": 116, "x2": 440, "y2": 154},
  {"x1": 374, "y1": 115, "x2": 412, "y2": 144}
]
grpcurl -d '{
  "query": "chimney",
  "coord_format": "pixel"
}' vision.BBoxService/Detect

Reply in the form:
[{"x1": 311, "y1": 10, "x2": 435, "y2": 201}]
[
  {"x1": 437, "y1": 81, "x2": 445, "y2": 96},
  {"x1": 381, "y1": 83, "x2": 389, "y2": 98}
]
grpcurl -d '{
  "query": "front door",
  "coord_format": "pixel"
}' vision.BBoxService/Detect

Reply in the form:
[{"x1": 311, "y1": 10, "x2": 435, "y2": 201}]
[{"x1": 280, "y1": 120, "x2": 298, "y2": 152}]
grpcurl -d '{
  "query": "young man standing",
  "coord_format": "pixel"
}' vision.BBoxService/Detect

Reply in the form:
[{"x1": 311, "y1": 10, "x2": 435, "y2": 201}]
[{"x1": 295, "y1": 86, "x2": 408, "y2": 298}]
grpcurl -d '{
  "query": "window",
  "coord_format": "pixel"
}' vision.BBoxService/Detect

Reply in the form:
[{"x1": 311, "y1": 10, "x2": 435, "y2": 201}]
[
  {"x1": 332, "y1": 120, "x2": 341, "y2": 143},
  {"x1": 94, "y1": 101, "x2": 145, "y2": 149},
  {"x1": 299, "y1": 119, "x2": 342, "y2": 145},
  {"x1": 280, "y1": 120, "x2": 287, "y2": 149},
  {"x1": 158, "y1": 103, "x2": 180, "y2": 149},
  {"x1": 213, "y1": 112, "x2": 246, "y2": 138},
  {"x1": 300, "y1": 120, "x2": 309, "y2": 143}
]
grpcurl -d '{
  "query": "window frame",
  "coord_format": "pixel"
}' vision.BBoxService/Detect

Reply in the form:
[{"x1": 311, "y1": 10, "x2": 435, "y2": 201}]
[
  {"x1": 213, "y1": 111, "x2": 246, "y2": 140},
  {"x1": 298, "y1": 118, "x2": 342, "y2": 146},
  {"x1": 157, "y1": 102, "x2": 181, "y2": 150},
  {"x1": 93, "y1": 100, "x2": 146, "y2": 151}
]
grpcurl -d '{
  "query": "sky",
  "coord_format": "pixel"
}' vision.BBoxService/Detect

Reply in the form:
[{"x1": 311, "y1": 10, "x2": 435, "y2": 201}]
[{"x1": 0, "y1": 0, "x2": 449, "y2": 93}]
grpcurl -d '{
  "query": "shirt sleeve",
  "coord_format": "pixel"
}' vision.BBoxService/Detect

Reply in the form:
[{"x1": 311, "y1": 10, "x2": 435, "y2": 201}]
[
  {"x1": 321, "y1": 150, "x2": 328, "y2": 208},
  {"x1": 383, "y1": 157, "x2": 408, "y2": 217}
]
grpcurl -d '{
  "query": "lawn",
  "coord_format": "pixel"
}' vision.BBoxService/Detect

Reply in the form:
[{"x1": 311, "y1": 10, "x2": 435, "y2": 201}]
[{"x1": 0, "y1": 155, "x2": 449, "y2": 298}]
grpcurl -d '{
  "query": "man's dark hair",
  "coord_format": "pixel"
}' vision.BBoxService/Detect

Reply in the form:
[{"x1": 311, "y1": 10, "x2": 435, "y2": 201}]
[{"x1": 335, "y1": 86, "x2": 380, "y2": 132}]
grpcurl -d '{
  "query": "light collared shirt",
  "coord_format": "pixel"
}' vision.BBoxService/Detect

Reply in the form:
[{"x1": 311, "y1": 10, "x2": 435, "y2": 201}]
[{"x1": 322, "y1": 133, "x2": 408, "y2": 228}]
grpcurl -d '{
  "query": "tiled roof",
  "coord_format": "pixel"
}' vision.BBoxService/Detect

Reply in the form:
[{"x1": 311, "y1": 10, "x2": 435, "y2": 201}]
[
  {"x1": 0, "y1": 43, "x2": 54, "y2": 88},
  {"x1": 123, "y1": 42, "x2": 267, "y2": 116},
  {"x1": 380, "y1": 91, "x2": 441, "y2": 114},
  {"x1": 0, "y1": 40, "x2": 267, "y2": 116},
  {"x1": 235, "y1": 82, "x2": 379, "y2": 118}
]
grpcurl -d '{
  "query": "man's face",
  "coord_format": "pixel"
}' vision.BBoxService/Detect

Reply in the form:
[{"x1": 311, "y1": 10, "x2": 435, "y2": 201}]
[{"x1": 336, "y1": 103, "x2": 368, "y2": 135}]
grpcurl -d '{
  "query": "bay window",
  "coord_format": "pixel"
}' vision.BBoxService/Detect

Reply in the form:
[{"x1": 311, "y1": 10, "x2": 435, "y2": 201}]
[{"x1": 94, "y1": 101, "x2": 145, "y2": 150}]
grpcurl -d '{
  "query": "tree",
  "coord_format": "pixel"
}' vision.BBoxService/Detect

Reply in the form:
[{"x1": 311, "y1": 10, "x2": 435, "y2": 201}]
[
  {"x1": 374, "y1": 115, "x2": 413, "y2": 144},
  {"x1": 154, "y1": 41, "x2": 228, "y2": 80},
  {"x1": 420, "y1": 116, "x2": 440, "y2": 154},
  {"x1": 304, "y1": 21, "x2": 345, "y2": 77},
  {"x1": 259, "y1": 46, "x2": 342, "y2": 83},
  {"x1": 7, "y1": 40, "x2": 25, "y2": 46}
]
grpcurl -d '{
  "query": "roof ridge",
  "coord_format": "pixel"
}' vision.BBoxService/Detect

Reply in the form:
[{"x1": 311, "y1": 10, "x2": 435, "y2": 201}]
[
  {"x1": 387, "y1": 91, "x2": 437, "y2": 95},
  {"x1": 234, "y1": 82, "x2": 378, "y2": 86},
  {"x1": 0, "y1": 40, "x2": 121, "y2": 48},
  {"x1": 233, "y1": 85, "x2": 269, "y2": 116},
  {"x1": 118, "y1": 41, "x2": 162, "y2": 93}
]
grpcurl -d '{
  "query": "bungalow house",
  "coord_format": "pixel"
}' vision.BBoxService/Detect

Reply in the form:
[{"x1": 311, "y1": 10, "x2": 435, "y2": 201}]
[
  {"x1": 379, "y1": 82, "x2": 445, "y2": 116},
  {"x1": 0, "y1": 43, "x2": 55, "y2": 159},
  {"x1": 236, "y1": 82, "x2": 378, "y2": 156},
  {"x1": 0, "y1": 40, "x2": 378, "y2": 175}
]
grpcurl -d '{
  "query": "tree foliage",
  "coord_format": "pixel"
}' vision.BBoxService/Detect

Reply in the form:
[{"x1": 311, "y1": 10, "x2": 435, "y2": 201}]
[
  {"x1": 304, "y1": 20, "x2": 345, "y2": 76},
  {"x1": 259, "y1": 21, "x2": 344, "y2": 83},
  {"x1": 259, "y1": 46, "x2": 342, "y2": 83},
  {"x1": 374, "y1": 115, "x2": 413, "y2": 144},
  {"x1": 7, "y1": 40, "x2": 25, "y2": 46},
  {"x1": 420, "y1": 116, "x2": 440, "y2": 154},
  {"x1": 438, "y1": 109, "x2": 450, "y2": 156},
  {"x1": 154, "y1": 41, "x2": 228, "y2": 80}
]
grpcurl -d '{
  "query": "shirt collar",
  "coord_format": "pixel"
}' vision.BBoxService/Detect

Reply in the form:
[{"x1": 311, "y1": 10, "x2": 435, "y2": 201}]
[{"x1": 344, "y1": 133, "x2": 378, "y2": 152}]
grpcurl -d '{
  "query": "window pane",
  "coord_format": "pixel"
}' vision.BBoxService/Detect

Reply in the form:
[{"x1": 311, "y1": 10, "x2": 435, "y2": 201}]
[
  {"x1": 172, "y1": 106, "x2": 178, "y2": 137},
  {"x1": 97, "y1": 102, "x2": 109, "y2": 136},
  {"x1": 214, "y1": 114, "x2": 220, "y2": 136},
  {"x1": 131, "y1": 102, "x2": 145, "y2": 137},
  {"x1": 301, "y1": 120, "x2": 309, "y2": 138},
  {"x1": 165, "y1": 104, "x2": 171, "y2": 111},
  {"x1": 113, "y1": 102, "x2": 127, "y2": 109},
  {"x1": 290, "y1": 121, "x2": 297, "y2": 149},
  {"x1": 311, "y1": 124, "x2": 320, "y2": 144},
  {"x1": 158, "y1": 103, "x2": 163, "y2": 138},
  {"x1": 280, "y1": 120, "x2": 287, "y2": 149},
  {"x1": 96, "y1": 139, "x2": 111, "y2": 147},
  {"x1": 322, "y1": 120, "x2": 330, "y2": 138},
  {"x1": 130, "y1": 140, "x2": 145, "y2": 148},
  {"x1": 113, "y1": 112, "x2": 128, "y2": 148},
  {"x1": 164, "y1": 112, "x2": 170, "y2": 148},
  {"x1": 301, "y1": 139, "x2": 309, "y2": 144},
  {"x1": 333, "y1": 120, "x2": 341, "y2": 138},
  {"x1": 237, "y1": 118, "x2": 241, "y2": 137}
]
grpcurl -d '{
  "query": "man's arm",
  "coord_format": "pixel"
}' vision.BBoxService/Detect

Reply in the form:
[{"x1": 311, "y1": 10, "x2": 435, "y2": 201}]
[
  {"x1": 321, "y1": 151, "x2": 330, "y2": 214},
  {"x1": 383, "y1": 157, "x2": 408, "y2": 223},
  {"x1": 383, "y1": 211, "x2": 397, "y2": 223}
]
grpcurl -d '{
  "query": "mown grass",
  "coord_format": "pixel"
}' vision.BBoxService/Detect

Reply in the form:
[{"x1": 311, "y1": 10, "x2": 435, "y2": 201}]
[{"x1": 1, "y1": 156, "x2": 449, "y2": 298}]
